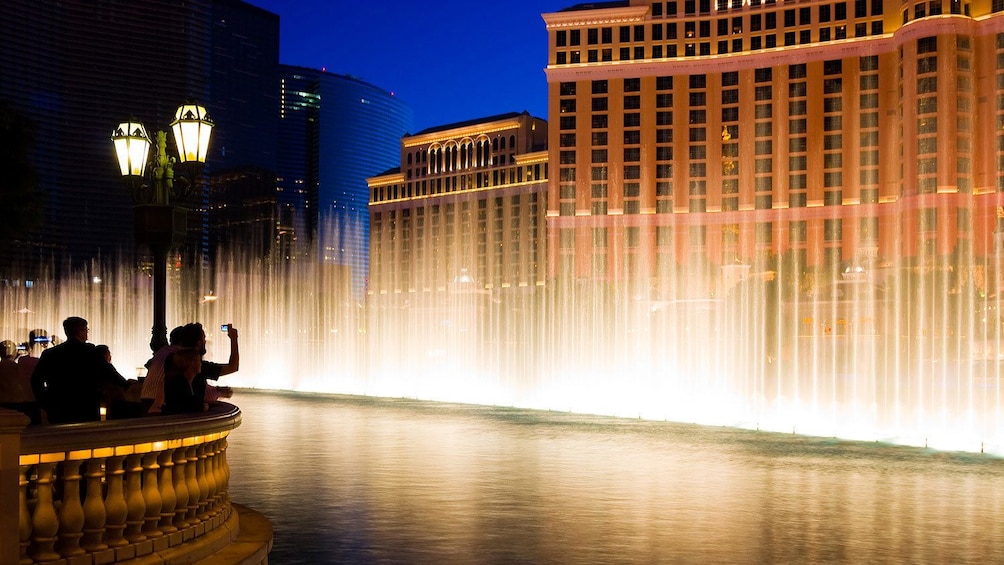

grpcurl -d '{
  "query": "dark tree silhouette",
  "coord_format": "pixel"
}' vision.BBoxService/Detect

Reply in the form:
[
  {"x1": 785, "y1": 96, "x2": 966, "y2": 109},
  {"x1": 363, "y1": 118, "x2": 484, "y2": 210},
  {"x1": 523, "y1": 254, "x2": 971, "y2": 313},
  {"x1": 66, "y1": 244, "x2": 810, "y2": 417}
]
[{"x1": 0, "y1": 100, "x2": 43, "y2": 245}]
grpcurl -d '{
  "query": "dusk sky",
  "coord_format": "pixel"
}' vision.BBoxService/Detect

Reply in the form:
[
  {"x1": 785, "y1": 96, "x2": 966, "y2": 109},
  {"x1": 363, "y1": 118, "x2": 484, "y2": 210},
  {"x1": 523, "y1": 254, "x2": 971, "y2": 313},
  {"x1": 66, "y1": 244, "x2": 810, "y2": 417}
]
[{"x1": 247, "y1": 0, "x2": 574, "y2": 133}]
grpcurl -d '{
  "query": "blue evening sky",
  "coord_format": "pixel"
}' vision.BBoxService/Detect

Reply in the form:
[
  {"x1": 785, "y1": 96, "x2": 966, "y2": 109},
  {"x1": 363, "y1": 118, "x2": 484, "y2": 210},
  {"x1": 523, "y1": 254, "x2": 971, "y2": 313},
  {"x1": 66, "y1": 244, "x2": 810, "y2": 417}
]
[{"x1": 247, "y1": 0, "x2": 574, "y2": 133}]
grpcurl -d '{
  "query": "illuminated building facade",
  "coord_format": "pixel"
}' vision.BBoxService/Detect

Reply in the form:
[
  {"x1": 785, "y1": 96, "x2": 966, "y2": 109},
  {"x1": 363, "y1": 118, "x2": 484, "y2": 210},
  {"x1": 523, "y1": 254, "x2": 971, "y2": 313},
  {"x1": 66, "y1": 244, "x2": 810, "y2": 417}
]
[
  {"x1": 367, "y1": 112, "x2": 549, "y2": 297},
  {"x1": 543, "y1": 0, "x2": 1004, "y2": 293}
]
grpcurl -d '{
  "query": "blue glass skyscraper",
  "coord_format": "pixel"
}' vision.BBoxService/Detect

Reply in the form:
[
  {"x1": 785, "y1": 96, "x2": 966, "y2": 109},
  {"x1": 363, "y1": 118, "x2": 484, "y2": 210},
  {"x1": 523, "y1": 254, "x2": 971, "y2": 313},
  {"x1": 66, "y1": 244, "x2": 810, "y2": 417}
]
[{"x1": 280, "y1": 67, "x2": 412, "y2": 296}]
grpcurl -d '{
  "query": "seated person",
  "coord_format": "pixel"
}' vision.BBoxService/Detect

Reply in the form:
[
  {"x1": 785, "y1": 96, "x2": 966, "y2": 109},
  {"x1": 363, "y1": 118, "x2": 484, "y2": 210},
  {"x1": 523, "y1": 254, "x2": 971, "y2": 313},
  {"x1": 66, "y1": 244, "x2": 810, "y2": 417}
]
[
  {"x1": 31, "y1": 317, "x2": 131, "y2": 424},
  {"x1": 161, "y1": 349, "x2": 205, "y2": 415},
  {"x1": 96, "y1": 344, "x2": 144, "y2": 419},
  {"x1": 0, "y1": 340, "x2": 40, "y2": 424}
]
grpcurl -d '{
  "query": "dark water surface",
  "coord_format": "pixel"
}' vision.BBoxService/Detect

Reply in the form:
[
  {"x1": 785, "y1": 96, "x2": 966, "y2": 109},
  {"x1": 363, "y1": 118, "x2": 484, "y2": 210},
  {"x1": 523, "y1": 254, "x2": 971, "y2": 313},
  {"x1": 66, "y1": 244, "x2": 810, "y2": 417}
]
[{"x1": 226, "y1": 391, "x2": 1004, "y2": 564}]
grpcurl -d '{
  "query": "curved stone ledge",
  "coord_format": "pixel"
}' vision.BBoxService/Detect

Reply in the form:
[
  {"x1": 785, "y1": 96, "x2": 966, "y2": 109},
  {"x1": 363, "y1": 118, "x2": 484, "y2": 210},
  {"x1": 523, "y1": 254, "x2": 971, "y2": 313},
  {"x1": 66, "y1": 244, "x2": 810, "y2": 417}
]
[
  {"x1": 0, "y1": 403, "x2": 271, "y2": 565},
  {"x1": 19, "y1": 403, "x2": 243, "y2": 455}
]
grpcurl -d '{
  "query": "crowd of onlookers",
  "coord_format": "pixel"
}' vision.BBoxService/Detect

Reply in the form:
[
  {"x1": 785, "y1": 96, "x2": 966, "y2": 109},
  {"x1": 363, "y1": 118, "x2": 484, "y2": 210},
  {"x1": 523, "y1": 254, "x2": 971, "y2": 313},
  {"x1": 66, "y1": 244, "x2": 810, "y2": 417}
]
[{"x1": 0, "y1": 316, "x2": 238, "y2": 425}]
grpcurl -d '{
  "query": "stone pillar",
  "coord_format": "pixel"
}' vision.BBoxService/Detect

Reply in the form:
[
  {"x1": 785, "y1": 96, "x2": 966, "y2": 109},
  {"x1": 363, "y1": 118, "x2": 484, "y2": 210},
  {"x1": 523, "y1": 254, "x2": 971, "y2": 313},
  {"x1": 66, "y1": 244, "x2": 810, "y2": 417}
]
[
  {"x1": 0, "y1": 409, "x2": 29, "y2": 565},
  {"x1": 104, "y1": 454, "x2": 128, "y2": 547}
]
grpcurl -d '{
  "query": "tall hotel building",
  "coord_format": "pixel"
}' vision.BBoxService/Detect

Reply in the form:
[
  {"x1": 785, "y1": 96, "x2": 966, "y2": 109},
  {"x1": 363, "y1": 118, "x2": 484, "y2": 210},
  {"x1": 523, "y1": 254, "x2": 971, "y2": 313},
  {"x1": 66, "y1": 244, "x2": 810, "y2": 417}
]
[
  {"x1": 543, "y1": 0, "x2": 1004, "y2": 292},
  {"x1": 367, "y1": 112, "x2": 548, "y2": 297}
]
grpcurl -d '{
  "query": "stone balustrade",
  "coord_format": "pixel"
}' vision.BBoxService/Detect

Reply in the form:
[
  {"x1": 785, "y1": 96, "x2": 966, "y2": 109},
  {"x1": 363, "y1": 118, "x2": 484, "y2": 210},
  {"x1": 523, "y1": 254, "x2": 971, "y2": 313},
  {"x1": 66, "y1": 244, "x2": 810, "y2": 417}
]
[{"x1": 0, "y1": 403, "x2": 268, "y2": 564}]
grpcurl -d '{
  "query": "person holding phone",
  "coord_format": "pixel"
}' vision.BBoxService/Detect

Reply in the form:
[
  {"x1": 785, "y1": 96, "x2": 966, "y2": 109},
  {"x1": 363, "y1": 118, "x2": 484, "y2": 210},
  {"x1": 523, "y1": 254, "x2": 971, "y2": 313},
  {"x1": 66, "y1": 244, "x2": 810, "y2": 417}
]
[
  {"x1": 141, "y1": 322, "x2": 239, "y2": 413},
  {"x1": 185, "y1": 322, "x2": 239, "y2": 409}
]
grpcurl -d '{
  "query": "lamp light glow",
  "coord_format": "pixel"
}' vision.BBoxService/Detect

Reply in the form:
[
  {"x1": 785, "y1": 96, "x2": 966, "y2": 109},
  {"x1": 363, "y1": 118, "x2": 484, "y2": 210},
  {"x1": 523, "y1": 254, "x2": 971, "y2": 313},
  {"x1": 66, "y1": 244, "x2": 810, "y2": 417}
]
[
  {"x1": 171, "y1": 102, "x2": 214, "y2": 163},
  {"x1": 111, "y1": 120, "x2": 151, "y2": 177}
]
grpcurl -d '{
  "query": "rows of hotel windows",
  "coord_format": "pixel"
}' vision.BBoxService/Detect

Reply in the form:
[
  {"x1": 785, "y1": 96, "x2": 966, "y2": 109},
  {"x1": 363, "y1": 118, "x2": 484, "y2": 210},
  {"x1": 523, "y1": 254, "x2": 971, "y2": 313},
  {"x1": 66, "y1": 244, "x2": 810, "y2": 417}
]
[
  {"x1": 556, "y1": 30, "x2": 990, "y2": 272},
  {"x1": 553, "y1": 0, "x2": 889, "y2": 63},
  {"x1": 999, "y1": 32, "x2": 1004, "y2": 212},
  {"x1": 404, "y1": 134, "x2": 518, "y2": 180},
  {"x1": 556, "y1": 76, "x2": 674, "y2": 218},
  {"x1": 644, "y1": 0, "x2": 981, "y2": 15},
  {"x1": 372, "y1": 161, "x2": 547, "y2": 203},
  {"x1": 898, "y1": 34, "x2": 976, "y2": 255},
  {"x1": 371, "y1": 193, "x2": 543, "y2": 289}
]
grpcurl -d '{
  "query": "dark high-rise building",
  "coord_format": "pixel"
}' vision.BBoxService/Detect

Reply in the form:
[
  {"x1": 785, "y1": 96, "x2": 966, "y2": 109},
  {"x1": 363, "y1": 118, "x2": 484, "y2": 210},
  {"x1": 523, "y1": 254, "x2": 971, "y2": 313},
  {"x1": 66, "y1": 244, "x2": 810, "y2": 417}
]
[
  {"x1": 278, "y1": 67, "x2": 413, "y2": 295},
  {"x1": 276, "y1": 67, "x2": 322, "y2": 259},
  {"x1": 0, "y1": 0, "x2": 279, "y2": 273},
  {"x1": 203, "y1": 0, "x2": 281, "y2": 262}
]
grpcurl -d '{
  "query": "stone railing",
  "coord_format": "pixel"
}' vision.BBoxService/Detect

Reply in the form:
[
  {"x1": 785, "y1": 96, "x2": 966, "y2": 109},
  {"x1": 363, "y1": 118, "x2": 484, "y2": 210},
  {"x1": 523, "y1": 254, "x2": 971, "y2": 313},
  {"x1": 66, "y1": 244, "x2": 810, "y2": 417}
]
[{"x1": 0, "y1": 403, "x2": 268, "y2": 564}]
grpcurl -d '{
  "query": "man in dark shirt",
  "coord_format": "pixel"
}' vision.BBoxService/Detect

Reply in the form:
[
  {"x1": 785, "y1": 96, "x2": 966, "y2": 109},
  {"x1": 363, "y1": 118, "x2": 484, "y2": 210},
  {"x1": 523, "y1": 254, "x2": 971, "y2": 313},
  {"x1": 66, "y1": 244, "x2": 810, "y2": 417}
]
[
  {"x1": 30, "y1": 316, "x2": 131, "y2": 424},
  {"x1": 172, "y1": 322, "x2": 239, "y2": 409}
]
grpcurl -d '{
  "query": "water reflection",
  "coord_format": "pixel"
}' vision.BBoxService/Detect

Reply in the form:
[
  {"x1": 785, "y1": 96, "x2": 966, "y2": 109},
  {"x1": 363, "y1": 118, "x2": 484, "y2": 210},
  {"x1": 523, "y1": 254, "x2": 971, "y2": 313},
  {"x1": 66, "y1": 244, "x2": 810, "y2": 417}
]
[{"x1": 228, "y1": 391, "x2": 1004, "y2": 564}]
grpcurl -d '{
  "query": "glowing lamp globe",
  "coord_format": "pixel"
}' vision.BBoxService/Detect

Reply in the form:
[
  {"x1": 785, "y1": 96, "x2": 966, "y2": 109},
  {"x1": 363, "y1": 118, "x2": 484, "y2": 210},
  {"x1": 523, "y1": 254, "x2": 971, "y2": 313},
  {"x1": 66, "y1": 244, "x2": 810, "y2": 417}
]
[
  {"x1": 111, "y1": 119, "x2": 151, "y2": 177},
  {"x1": 171, "y1": 102, "x2": 214, "y2": 163}
]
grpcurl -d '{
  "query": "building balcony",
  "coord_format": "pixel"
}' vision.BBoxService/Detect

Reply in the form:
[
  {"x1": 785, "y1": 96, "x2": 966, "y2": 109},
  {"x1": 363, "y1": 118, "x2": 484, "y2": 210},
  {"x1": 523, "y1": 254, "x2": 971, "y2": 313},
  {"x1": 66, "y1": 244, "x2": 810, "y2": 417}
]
[{"x1": 0, "y1": 403, "x2": 272, "y2": 564}]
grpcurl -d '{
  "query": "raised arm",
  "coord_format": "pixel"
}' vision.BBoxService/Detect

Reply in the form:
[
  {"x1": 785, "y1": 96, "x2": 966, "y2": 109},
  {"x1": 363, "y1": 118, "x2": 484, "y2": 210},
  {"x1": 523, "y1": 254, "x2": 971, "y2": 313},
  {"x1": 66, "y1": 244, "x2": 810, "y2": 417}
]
[{"x1": 219, "y1": 326, "x2": 239, "y2": 376}]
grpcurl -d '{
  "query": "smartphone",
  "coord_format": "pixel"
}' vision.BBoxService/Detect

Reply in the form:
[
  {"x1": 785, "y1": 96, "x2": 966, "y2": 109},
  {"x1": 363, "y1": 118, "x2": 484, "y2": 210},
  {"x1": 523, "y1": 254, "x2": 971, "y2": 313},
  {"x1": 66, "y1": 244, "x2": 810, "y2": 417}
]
[{"x1": 221, "y1": 324, "x2": 230, "y2": 333}]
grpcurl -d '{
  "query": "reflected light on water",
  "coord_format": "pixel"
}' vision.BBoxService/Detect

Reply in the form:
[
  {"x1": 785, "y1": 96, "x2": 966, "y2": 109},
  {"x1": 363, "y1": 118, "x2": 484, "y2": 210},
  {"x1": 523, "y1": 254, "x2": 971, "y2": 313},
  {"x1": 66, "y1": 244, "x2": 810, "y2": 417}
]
[{"x1": 227, "y1": 392, "x2": 1004, "y2": 565}]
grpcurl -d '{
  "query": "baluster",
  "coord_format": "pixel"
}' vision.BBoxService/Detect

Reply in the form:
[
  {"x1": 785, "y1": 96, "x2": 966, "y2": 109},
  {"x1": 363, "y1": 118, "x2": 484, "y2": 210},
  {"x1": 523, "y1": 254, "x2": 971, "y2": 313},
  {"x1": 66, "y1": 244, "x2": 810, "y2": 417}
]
[
  {"x1": 123, "y1": 454, "x2": 146, "y2": 542},
  {"x1": 219, "y1": 437, "x2": 230, "y2": 505},
  {"x1": 157, "y1": 448, "x2": 178, "y2": 533},
  {"x1": 56, "y1": 459, "x2": 86, "y2": 557},
  {"x1": 81, "y1": 456, "x2": 108, "y2": 552},
  {"x1": 184, "y1": 446, "x2": 201, "y2": 525},
  {"x1": 172, "y1": 448, "x2": 190, "y2": 528},
  {"x1": 196, "y1": 444, "x2": 211, "y2": 520},
  {"x1": 141, "y1": 452, "x2": 163, "y2": 537},
  {"x1": 203, "y1": 440, "x2": 219, "y2": 516},
  {"x1": 18, "y1": 465, "x2": 32, "y2": 565},
  {"x1": 30, "y1": 461, "x2": 60, "y2": 562},
  {"x1": 103, "y1": 455, "x2": 128, "y2": 547}
]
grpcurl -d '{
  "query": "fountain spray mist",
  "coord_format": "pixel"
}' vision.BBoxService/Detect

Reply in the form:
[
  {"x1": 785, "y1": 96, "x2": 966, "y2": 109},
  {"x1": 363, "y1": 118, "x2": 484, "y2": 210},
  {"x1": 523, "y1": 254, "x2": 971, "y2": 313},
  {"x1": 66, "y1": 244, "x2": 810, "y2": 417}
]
[{"x1": 3, "y1": 231, "x2": 1002, "y2": 454}]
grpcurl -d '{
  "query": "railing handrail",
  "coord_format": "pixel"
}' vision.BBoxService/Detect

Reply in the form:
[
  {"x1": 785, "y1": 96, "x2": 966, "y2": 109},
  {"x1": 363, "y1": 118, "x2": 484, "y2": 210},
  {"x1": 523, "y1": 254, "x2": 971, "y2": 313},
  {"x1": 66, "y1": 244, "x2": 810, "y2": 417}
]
[
  {"x1": 20, "y1": 402, "x2": 242, "y2": 454},
  {"x1": 8, "y1": 403, "x2": 254, "y2": 564}
]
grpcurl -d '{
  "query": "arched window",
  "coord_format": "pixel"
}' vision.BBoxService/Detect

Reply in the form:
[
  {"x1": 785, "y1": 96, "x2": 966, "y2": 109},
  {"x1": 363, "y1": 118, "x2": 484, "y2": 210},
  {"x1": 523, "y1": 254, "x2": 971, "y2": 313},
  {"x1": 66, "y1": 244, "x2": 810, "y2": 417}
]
[
  {"x1": 509, "y1": 135, "x2": 516, "y2": 150},
  {"x1": 475, "y1": 137, "x2": 490, "y2": 167},
  {"x1": 429, "y1": 147, "x2": 439, "y2": 174},
  {"x1": 500, "y1": 136, "x2": 506, "y2": 150},
  {"x1": 461, "y1": 139, "x2": 474, "y2": 169},
  {"x1": 493, "y1": 137, "x2": 499, "y2": 151},
  {"x1": 407, "y1": 153, "x2": 413, "y2": 165}
]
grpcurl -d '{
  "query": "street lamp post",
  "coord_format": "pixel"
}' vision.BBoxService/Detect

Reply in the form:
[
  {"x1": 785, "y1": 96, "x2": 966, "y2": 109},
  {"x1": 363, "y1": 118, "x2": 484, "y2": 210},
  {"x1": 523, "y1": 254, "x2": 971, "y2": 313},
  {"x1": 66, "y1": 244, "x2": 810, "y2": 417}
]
[{"x1": 111, "y1": 103, "x2": 214, "y2": 353}]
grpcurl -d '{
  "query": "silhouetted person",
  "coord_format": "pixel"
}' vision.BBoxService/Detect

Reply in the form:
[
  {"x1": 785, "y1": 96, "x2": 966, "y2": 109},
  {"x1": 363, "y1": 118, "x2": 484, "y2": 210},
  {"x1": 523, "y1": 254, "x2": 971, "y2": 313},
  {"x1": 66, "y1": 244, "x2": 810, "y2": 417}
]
[
  {"x1": 0, "y1": 340, "x2": 30, "y2": 403},
  {"x1": 160, "y1": 348, "x2": 204, "y2": 415},
  {"x1": 31, "y1": 317, "x2": 131, "y2": 424},
  {"x1": 182, "y1": 323, "x2": 239, "y2": 407},
  {"x1": 0, "y1": 339, "x2": 41, "y2": 424},
  {"x1": 16, "y1": 329, "x2": 49, "y2": 387},
  {"x1": 96, "y1": 344, "x2": 144, "y2": 419},
  {"x1": 140, "y1": 325, "x2": 187, "y2": 414}
]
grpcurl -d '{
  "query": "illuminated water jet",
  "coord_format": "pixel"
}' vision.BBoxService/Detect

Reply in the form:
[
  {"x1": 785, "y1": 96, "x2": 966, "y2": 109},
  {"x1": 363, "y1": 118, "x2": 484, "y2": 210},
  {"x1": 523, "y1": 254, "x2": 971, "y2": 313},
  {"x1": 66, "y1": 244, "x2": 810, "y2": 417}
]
[{"x1": 2, "y1": 246, "x2": 1002, "y2": 455}]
